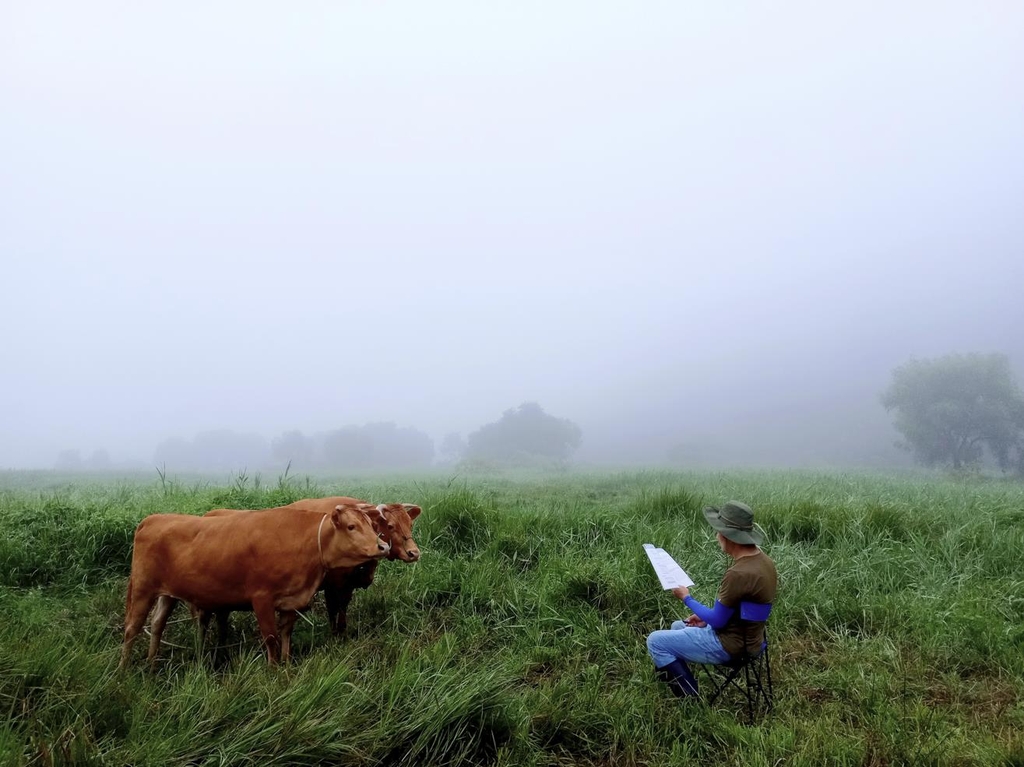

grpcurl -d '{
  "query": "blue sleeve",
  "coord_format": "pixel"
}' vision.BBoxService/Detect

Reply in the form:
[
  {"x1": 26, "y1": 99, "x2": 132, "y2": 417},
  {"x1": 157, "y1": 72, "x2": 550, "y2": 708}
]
[{"x1": 683, "y1": 596, "x2": 735, "y2": 630}]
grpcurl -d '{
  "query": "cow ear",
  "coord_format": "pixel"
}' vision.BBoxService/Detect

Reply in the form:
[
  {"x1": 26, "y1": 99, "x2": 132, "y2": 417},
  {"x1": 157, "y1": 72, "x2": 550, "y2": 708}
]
[
  {"x1": 331, "y1": 504, "x2": 345, "y2": 528},
  {"x1": 403, "y1": 504, "x2": 422, "y2": 520}
]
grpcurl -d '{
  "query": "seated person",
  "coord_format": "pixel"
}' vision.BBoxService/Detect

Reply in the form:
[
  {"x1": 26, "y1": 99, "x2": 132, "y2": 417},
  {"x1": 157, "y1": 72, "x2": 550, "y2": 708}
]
[{"x1": 646, "y1": 500, "x2": 777, "y2": 697}]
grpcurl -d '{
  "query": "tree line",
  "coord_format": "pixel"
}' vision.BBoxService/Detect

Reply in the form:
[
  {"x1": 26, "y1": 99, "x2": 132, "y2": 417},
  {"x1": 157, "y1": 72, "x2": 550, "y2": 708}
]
[
  {"x1": 54, "y1": 402, "x2": 584, "y2": 473},
  {"x1": 52, "y1": 353, "x2": 1024, "y2": 475},
  {"x1": 153, "y1": 403, "x2": 581, "y2": 472}
]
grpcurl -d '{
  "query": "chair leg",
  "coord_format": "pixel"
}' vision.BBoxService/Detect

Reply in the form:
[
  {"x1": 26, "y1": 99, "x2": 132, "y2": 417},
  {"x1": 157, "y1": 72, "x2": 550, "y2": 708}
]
[
  {"x1": 743, "y1": 661, "x2": 754, "y2": 725},
  {"x1": 755, "y1": 649, "x2": 773, "y2": 720},
  {"x1": 706, "y1": 665, "x2": 739, "y2": 706},
  {"x1": 702, "y1": 652, "x2": 773, "y2": 724}
]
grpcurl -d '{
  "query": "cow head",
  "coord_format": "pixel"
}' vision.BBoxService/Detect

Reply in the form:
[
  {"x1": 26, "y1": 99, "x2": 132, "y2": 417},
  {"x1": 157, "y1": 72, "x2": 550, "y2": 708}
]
[
  {"x1": 372, "y1": 503, "x2": 422, "y2": 562},
  {"x1": 325, "y1": 503, "x2": 390, "y2": 567}
]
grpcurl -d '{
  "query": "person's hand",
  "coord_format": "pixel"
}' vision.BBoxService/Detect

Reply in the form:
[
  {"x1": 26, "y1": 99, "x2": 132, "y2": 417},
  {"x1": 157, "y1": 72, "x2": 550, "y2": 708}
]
[
  {"x1": 684, "y1": 614, "x2": 707, "y2": 627},
  {"x1": 671, "y1": 585, "x2": 690, "y2": 600}
]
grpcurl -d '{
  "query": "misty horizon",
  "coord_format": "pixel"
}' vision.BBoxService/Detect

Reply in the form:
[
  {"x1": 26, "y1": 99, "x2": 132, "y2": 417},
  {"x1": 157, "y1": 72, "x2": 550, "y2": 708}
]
[{"x1": 2, "y1": 2, "x2": 1022, "y2": 470}]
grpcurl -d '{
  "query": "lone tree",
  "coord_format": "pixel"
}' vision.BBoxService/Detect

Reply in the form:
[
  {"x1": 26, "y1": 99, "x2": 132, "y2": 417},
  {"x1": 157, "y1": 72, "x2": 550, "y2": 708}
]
[
  {"x1": 465, "y1": 402, "x2": 582, "y2": 464},
  {"x1": 881, "y1": 353, "x2": 1024, "y2": 470}
]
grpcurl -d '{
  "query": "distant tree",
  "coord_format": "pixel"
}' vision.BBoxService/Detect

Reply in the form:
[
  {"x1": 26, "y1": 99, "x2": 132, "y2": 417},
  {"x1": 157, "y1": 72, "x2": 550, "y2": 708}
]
[
  {"x1": 271, "y1": 430, "x2": 314, "y2": 467},
  {"x1": 465, "y1": 402, "x2": 582, "y2": 464},
  {"x1": 190, "y1": 430, "x2": 269, "y2": 471},
  {"x1": 992, "y1": 426, "x2": 1024, "y2": 477},
  {"x1": 322, "y1": 426, "x2": 375, "y2": 470},
  {"x1": 1013, "y1": 440, "x2": 1024, "y2": 477},
  {"x1": 153, "y1": 431, "x2": 269, "y2": 471},
  {"x1": 361, "y1": 422, "x2": 434, "y2": 468},
  {"x1": 439, "y1": 432, "x2": 467, "y2": 464},
  {"x1": 153, "y1": 437, "x2": 191, "y2": 469},
  {"x1": 55, "y1": 449, "x2": 82, "y2": 471},
  {"x1": 881, "y1": 353, "x2": 1024, "y2": 470},
  {"x1": 321, "y1": 423, "x2": 434, "y2": 470},
  {"x1": 86, "y1": 448, "x2": 112, "y2": 470}
]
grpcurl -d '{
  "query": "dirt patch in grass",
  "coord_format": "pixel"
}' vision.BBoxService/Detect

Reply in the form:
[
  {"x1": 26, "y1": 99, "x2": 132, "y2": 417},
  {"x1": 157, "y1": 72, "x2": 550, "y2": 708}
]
[
  {"x1": 800, "y1": 686, "x2": 835, "y2": 704},
  {"x1": 925, "y1": 677, "x2": 1020, "y2": 722}
]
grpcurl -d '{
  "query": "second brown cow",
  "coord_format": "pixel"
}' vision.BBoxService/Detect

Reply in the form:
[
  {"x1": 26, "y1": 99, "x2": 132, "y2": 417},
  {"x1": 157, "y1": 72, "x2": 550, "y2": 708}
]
[{"x1": 283, "y1": 497, "x2": 422, "y2": 636}]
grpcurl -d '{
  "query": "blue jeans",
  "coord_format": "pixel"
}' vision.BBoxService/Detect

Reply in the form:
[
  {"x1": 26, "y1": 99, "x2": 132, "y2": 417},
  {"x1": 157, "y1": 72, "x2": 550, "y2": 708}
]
[{"x1": 646, "y1": 621, "x2": 731, "y2": 668}]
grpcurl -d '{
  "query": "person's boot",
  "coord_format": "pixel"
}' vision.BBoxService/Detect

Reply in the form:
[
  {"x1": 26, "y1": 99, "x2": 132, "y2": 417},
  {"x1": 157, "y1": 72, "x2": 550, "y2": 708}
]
[{"x1": 655, "y1": 659, "x2": 699, "y2": 698}]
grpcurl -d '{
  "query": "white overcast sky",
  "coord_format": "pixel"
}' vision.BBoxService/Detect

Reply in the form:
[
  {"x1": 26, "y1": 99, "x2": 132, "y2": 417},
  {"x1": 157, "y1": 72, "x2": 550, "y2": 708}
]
[{"x1": 2, "y1": 1, "x2": 1023, "y2": 467}]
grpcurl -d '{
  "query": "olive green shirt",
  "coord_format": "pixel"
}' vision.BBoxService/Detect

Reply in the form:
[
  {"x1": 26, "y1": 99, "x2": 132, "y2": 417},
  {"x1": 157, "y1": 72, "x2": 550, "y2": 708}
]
[{"x1": 715, "y1": 549, "x2": 778, "y2": 656}]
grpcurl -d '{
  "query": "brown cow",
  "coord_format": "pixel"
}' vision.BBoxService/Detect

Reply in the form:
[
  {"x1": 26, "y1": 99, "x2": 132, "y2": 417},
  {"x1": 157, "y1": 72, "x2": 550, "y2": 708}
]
[
  {"x1": 282, "y1": 497, "x2": 422, "y2": 635},
  {"x1": 197, "y1": 497, "x2": 422, "y2": 642},
  {"x1": 120, "y1": 503, "x2": 388, "y2": 668}
]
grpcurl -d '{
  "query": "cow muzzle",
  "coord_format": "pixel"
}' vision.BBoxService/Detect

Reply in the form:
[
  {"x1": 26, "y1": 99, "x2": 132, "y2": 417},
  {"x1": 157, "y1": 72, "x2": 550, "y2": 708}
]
[{"x1": 405, "y1": 548, "x2": 420, "y2": 562}]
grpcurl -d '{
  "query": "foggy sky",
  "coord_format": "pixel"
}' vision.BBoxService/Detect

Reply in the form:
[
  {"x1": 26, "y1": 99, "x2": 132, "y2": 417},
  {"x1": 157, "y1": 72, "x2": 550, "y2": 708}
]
[{"x1": 2, "y1": 1, "x2": 1023, "y2": 469}]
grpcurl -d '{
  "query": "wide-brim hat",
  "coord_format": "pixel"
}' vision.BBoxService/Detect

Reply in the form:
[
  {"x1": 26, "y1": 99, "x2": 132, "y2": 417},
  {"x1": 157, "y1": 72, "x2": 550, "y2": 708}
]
[{"x1": 703, "y1": 500, "x2": 764, "y2": 545}]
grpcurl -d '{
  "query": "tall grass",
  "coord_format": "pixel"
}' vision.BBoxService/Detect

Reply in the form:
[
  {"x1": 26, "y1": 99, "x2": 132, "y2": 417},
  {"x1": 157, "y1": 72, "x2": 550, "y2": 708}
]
[{"x1": 1, "y1": 470, "x2": 1022, "y2": 765}]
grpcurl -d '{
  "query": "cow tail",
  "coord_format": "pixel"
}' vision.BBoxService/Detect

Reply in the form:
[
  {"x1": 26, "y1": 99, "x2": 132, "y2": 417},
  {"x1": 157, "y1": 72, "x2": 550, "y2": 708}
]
[{"x1": 124, "y1": 576, "x2": 133, "y2": 625}]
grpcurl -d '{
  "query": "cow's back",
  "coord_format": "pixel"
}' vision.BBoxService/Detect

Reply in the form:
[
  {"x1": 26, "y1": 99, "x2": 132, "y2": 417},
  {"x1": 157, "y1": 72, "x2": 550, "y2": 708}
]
[{"x1": 282, "y1": 496, "x2": 364, "y2": 514}]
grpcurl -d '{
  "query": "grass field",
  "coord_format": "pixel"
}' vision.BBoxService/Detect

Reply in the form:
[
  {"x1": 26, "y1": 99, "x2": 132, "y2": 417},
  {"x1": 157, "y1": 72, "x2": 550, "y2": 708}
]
[{"x1": 1, "y1": 469, "x2": 1022, "y2": 766}]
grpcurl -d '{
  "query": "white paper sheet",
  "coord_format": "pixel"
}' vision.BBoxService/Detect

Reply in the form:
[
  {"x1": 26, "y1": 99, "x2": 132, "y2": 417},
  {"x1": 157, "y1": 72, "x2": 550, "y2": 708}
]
[{"x1": 642, "y1": 543, "x2": 694, "y2": 589}]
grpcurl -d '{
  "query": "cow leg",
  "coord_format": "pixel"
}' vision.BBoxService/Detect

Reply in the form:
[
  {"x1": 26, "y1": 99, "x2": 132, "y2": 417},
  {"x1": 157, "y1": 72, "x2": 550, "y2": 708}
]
[
  {"x1": 147, "y1": 596, "x2": 178, "y2": 665},
  {"x1": 324, "y1": 582, "x2": 357, "y2": 637},
  {"x1": 277, "y1": 611, "x2": 300, "y2": 663},
  {"x1": 327, "y1": 561, "x2": 379, "y2": 637},
  {"x1": 216, "y1": 610, "x2": 231, "y2": 646},
  {"x1": 194, "y1": 608, "x2": 231, "y2": 652},
  {"x1": 252, "y1": 596, "x2": 280, "y2": 665},
  {"x1": 194, "y1": 606, "x2": 211, "y2": 651},
  {"x1": 120, "y1": 583, "x2": 158, "y2": 669},
  {"x1": 187, "y1": 604, "x2": 216, "y2": 657}
]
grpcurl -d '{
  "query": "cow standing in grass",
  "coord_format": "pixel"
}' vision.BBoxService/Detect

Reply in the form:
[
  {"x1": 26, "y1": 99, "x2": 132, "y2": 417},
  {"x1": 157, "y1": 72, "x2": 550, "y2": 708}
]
[
  {"x1": 120, "y1": 502, "x2": 389, "y2": 668},
  {"x1": 196, "y1": 497, "x2": 422, "y2": 649},
  {"x1": 282, "y1": 497, "x2": 422, "y2": 636}
]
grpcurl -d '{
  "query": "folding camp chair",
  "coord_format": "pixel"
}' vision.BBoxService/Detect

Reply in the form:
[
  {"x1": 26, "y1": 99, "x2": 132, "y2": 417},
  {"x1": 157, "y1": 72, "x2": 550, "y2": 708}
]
[{"x1": 700, "y1": 601, "x2": 773, "y2": 724}]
